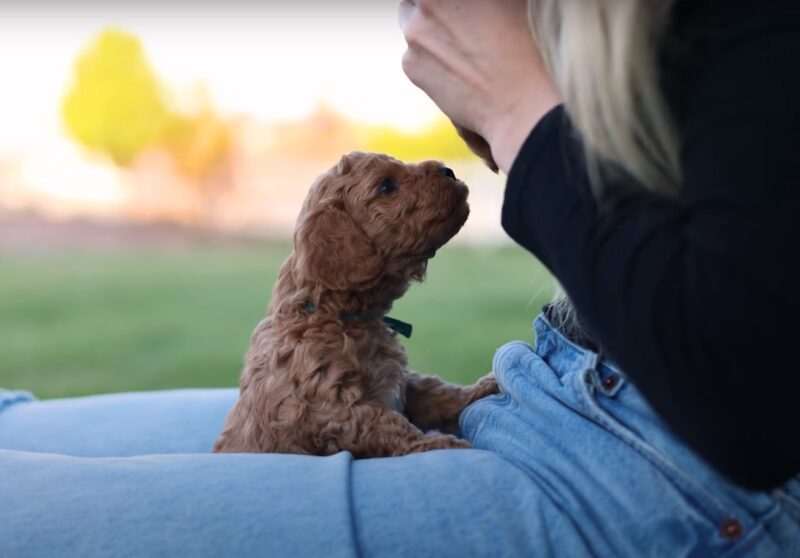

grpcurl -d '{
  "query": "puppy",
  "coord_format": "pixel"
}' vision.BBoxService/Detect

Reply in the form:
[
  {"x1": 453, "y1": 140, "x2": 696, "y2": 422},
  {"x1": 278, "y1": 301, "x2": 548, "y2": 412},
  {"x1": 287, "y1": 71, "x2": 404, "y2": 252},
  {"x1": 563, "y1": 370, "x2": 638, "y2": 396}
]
[{"x1": 214, "y1": 151, "x2": 498, "y2": 457}]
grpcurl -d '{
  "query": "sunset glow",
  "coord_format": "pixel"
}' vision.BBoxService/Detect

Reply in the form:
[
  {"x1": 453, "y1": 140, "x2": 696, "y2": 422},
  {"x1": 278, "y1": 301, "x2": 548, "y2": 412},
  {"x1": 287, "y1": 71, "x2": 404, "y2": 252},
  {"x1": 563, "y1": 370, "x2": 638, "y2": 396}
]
[
  {"x1": 0, "y1": 4, "x2": 437, "y2": 152},
  {"x1": 0, "y1": 3, "x2": 506, "y2": 242}
]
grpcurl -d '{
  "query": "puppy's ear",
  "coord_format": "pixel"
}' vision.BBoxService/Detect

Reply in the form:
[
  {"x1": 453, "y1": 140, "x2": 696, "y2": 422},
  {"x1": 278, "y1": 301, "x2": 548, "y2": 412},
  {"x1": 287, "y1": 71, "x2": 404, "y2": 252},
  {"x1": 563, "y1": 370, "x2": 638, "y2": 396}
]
[
  {"x1": 334, "y1": 151, "x2": 371, "y2": 176},
  {"x1": 334, "y1": 153, "x2": 352, "y2": 175},
  {"x1": 294, "y1": 199, "x2": 384, "y2": 291},
  {"x1": 452, "y1": 122, "x2": 499, "y2": 173}
]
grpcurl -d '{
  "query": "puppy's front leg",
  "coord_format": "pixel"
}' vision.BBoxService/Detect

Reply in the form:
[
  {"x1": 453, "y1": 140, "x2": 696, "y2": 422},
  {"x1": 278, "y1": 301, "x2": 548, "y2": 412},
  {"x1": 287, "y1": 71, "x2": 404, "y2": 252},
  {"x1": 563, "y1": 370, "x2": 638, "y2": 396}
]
[
  {"x1": 335, "y1": 404, "x2": 470, "y2": 457},
  {"x1": 404, "y1": 372, "x2": 499, "y2": 433}
]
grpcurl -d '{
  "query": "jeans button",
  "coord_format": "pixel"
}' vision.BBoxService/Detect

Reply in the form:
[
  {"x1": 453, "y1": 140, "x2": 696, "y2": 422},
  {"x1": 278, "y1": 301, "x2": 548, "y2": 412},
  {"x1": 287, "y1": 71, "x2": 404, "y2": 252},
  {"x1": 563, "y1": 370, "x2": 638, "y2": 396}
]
[
  {"x1": 720, "y1": 518, "x2": 743, "y2": 541},
  {"x1": 602, "y1": 374, "x2": 620, "y2": 390}
]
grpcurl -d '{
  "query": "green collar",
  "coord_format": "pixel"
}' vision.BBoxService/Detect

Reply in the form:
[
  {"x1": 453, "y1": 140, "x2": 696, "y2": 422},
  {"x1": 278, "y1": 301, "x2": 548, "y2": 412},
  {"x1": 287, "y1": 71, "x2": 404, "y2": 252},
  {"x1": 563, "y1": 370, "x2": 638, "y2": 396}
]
[{"x1": 303, "y1": 303, "x2": 412, "y2": 339}]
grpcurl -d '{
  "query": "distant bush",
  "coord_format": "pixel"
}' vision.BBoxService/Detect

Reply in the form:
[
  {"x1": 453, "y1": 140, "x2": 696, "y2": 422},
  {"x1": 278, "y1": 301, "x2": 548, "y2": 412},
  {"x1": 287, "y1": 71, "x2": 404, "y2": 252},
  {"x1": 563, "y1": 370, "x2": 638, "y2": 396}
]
[
  {"x1": 62, "y1": 29, "x2": 169, "y2": 166},
  {"x1": 363, "y1": 116, "x2": 475, "y2": 163},
  {"x1": 60, "y1": 27, "x2": 482, "y2": 221},
  {"x1": 62, "y1": 28, "x2": 232, "y2": 184}
]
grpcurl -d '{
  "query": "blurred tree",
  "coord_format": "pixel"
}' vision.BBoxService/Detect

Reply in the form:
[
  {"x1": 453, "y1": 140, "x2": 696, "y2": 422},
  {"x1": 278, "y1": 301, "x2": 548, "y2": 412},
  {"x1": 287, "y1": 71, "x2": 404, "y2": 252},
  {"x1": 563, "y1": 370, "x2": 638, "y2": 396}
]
[
  {"x1": 160, "y1": 95, "x2": 234, "y2": 224},
  {"x1": 363, "y1": 116, "x2": 475, "y2": 163},
  {"x1": 62, "y1": 28, "x2": 168, "y2": 166},
  {"x1": 63, "y1": 31, "x2": 235, "y2": 225},
  {"x1": 161, "y1": 99, "x2": 231, "y2": 182},
  {"x1": 268, "y1": 104, "x2": 476, "y2": 165},
  {"x1": 271, "y1": 103, "x2": 359, "y2": 161}
]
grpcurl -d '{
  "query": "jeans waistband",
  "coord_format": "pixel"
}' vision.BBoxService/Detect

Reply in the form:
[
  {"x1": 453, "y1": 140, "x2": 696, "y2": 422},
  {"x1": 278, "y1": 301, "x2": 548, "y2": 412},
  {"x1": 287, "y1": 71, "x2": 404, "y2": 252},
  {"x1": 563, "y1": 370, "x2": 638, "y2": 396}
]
[{"x1": 533, "y1": 313, "x2": 625, "y2": 382}]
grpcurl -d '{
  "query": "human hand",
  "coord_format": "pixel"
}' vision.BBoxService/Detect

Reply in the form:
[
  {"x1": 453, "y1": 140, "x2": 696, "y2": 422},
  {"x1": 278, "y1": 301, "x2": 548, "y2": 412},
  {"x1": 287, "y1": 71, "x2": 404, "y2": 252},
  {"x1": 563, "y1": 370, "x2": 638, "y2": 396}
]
[{"x1": 398, "y1": 0, "x2": 561, "y2": 174}]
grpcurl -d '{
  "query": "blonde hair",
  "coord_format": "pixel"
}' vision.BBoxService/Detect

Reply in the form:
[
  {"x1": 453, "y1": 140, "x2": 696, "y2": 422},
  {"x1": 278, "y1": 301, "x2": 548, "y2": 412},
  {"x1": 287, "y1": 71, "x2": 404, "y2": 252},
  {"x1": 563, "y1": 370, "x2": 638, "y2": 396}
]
[
  {"x1": 525, "y1": 0, "x2": 680, "y2": 344},
  {"x1": 527, "y1": 0, "x2": 680, "y2": 196}
]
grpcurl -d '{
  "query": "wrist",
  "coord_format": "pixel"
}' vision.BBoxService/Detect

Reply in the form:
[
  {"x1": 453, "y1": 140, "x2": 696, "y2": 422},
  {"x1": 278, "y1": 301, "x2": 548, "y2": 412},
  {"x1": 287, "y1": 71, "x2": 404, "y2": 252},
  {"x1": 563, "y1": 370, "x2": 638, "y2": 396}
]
[{"x1": 485, "y1": 92, "x2": 561, "y2": 175}]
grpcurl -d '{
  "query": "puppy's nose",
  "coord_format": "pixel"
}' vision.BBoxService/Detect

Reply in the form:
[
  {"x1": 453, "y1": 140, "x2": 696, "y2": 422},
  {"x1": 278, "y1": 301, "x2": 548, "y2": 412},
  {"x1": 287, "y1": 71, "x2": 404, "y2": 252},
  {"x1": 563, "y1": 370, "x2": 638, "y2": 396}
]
[{"x1": 439, "y1": 166, "x2": 456, "y2": 180}]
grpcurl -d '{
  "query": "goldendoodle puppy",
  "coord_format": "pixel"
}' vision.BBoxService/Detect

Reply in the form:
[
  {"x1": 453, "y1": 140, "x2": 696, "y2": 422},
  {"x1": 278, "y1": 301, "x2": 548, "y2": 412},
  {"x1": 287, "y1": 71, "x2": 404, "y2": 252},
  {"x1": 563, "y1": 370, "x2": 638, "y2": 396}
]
[{"x1": 213, "y1": 151, "x2": 498, "y2": 457}]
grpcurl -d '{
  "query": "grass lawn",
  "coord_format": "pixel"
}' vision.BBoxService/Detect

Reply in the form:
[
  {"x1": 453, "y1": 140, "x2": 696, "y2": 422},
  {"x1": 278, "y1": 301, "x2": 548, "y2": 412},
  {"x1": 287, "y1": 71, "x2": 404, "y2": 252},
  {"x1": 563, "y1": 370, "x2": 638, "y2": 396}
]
[{"x1": 0, "y1": 241, "x2": 554, "y2": 399}]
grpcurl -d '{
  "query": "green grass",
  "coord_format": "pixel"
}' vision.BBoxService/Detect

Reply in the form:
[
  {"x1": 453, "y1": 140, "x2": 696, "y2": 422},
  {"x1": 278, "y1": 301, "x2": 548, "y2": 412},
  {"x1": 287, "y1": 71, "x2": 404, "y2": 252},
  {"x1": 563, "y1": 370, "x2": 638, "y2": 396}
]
[{"x1": 0, "y1": 242, "x2": 554, "y2": 399}]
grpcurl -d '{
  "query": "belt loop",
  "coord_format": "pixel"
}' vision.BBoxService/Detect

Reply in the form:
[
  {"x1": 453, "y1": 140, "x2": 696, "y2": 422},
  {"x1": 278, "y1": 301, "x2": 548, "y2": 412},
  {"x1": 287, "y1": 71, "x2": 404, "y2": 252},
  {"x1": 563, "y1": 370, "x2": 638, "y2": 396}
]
[
  {"x1": 581, "y1": 351, "x2": 600, "y2": 391},
  {"x1": 596, "y1": 349, "x2": 606, "y2": 372},
  {"x1": 583, "y1": 350, "x2": 599, "y2": 373}
]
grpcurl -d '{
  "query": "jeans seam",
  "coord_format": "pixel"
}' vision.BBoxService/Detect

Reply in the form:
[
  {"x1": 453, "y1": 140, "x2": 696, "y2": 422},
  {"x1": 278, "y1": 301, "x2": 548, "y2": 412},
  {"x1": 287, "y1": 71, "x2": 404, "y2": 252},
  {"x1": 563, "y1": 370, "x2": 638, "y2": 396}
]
[
  {"x1": 573, "y1": 370, "x2": 732, "y2": 527},
  {"x1": 345, "y1": 452, "x2": 364, "y2": 558},
  {"x1": 718, "y1": 503, "x2": 782, "y2": 558},
  {"x1": 773, "y1": 489, "x2": 800, "y2": 522}
]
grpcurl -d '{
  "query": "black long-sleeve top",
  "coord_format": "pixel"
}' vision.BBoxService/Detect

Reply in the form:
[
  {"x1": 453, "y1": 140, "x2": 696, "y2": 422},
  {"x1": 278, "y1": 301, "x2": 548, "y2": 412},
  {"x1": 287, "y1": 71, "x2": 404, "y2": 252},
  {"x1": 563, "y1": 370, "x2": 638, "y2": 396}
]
[{"x1": 502, "y1": 0, "x2": 800, "y2": 490}]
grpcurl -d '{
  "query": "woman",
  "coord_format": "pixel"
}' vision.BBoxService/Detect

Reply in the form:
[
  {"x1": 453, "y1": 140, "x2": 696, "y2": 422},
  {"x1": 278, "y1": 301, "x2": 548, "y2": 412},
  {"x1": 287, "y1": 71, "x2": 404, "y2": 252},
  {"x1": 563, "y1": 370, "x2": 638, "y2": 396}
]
[
  {"x1": 400, "y1": 0, "x2": 800, "y2": 490},
  {"x1": 1, "y1": 1, "x2": 799, "y2": 556}
]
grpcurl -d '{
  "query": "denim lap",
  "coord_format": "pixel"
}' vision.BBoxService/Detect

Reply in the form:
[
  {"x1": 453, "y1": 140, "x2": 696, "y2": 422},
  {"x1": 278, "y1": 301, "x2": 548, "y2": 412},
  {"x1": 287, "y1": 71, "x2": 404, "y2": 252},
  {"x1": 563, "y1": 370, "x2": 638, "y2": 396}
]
[{"x1": 1, "y1": 314, "x2": 799, "y2": 557}]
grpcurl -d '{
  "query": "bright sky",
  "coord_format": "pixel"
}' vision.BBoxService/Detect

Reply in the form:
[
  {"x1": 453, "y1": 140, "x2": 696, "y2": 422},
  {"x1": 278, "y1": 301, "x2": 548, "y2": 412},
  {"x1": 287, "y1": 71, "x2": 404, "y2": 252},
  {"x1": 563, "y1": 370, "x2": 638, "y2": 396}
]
[{"x1": 0, "y1": 3, "x2": 441, "y2": 154}]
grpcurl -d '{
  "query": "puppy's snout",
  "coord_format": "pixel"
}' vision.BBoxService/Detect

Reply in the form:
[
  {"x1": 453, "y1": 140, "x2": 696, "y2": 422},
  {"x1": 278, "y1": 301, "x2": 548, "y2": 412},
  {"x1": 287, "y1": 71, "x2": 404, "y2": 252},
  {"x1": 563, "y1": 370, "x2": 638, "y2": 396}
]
[{"x1": 439, "y1": 166, "x2": 457, "y2": 180}]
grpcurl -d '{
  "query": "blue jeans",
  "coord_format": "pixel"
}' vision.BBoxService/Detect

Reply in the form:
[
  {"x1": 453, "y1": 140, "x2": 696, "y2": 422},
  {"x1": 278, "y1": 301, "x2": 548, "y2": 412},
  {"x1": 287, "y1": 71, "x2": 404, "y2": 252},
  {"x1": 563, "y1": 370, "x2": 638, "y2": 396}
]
[{"x1": 1, "y1": 314, "x2": 798, "y2": 557}]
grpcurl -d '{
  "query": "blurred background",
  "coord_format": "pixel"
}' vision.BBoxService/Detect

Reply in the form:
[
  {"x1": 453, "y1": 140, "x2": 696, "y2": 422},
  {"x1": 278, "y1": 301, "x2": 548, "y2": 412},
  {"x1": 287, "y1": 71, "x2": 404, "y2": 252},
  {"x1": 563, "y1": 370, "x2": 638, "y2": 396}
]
[{"x1": 0, "y1": 3, "x2": 554, "y2": 399}]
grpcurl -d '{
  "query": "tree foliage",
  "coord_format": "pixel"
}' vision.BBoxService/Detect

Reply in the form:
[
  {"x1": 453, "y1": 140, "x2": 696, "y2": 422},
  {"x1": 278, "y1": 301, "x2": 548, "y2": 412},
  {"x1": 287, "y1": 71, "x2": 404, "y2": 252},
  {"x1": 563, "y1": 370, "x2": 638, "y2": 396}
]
[
  {"x1": 62, "y1": 29, "x2": 169, "y2": 166},
  {"x1": 363, "y1": 116, "x2": 475, "y2": 163},
  {"x1": 271, "y1": 103, "x2": 359, "y2": 161},
  {"x1": 162, "y1": 108, "x2": 232, "y2": 183},
  {"x1": 61, "y1": 28, "x2": 475, "y2": 187}
]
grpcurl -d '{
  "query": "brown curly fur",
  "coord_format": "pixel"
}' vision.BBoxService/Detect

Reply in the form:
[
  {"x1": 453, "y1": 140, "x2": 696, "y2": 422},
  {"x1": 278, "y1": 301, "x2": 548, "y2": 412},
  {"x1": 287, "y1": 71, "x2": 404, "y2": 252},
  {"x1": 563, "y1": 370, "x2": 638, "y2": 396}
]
[{"x1": 213, "y1": 152, "x2": 498, "y2": 457}]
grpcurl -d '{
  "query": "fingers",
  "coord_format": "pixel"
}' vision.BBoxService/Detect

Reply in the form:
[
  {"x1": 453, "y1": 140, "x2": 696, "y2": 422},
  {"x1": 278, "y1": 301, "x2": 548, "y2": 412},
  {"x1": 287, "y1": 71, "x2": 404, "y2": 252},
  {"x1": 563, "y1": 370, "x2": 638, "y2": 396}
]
[
  {"x1": 398, "y1": 0, "x2": 415, "y2": 31},
  {"x1": 398, "y1": 0, "x2": 447, "y2": 53},
  {"x1": 396, "y1": 0, "x2": 559, "y2": 173},
  {"x1": 398, "y1": 5, "x2": 464, "y2": 102}
]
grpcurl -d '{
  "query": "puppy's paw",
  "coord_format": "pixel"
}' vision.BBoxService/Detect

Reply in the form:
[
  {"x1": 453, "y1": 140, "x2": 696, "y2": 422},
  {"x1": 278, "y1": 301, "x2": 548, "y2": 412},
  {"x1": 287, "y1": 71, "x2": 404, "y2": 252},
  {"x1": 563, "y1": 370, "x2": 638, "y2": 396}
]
[
  {"x1": 410, "y1": 434, "x2": 471, "y2": 454},
  {"x1": 469, "y1": 372, "x2": 500, "y2": 402}
]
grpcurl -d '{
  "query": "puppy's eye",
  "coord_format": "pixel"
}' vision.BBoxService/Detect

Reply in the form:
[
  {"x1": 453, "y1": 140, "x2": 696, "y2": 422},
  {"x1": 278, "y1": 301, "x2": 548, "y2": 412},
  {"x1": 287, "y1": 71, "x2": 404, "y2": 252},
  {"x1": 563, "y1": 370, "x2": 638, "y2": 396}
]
[{"x1": 379, "y1": 178, "x2": 397, "y2": 195}]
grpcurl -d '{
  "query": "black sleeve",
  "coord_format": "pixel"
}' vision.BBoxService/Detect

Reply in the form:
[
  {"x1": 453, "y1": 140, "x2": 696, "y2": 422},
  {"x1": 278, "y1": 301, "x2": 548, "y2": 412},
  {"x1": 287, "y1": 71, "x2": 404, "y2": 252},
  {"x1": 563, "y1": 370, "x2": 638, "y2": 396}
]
[{"x1": 502, "y1": 15, "x2": 800, "y2": 490}]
